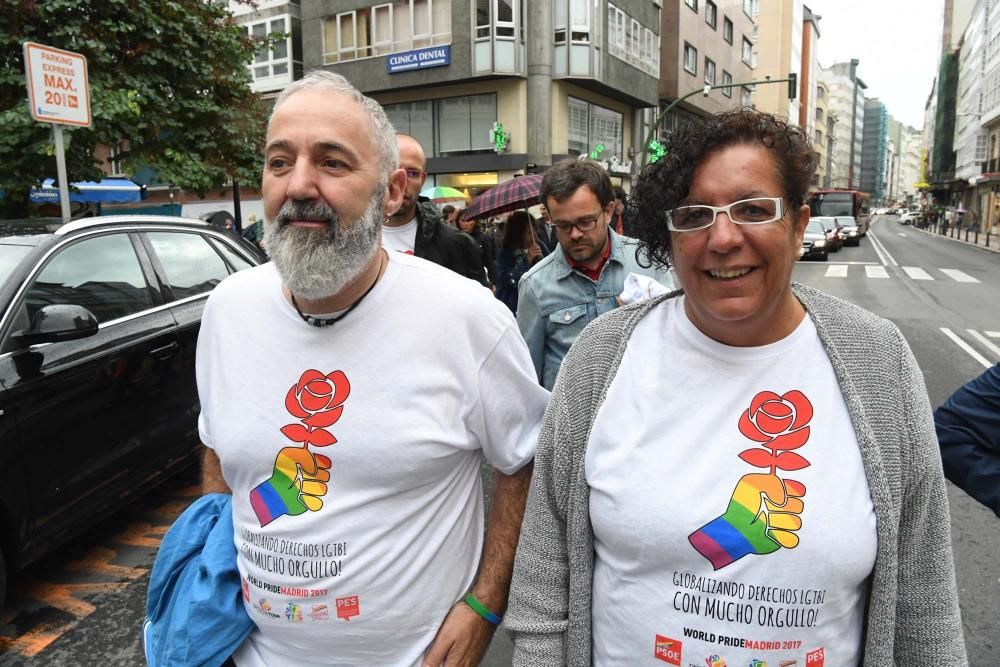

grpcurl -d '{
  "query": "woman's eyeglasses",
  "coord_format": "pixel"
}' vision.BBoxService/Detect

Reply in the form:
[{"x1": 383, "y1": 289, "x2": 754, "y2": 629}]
[{"x1": 667, "y1": 197, "x2": 786, "y2": 232}]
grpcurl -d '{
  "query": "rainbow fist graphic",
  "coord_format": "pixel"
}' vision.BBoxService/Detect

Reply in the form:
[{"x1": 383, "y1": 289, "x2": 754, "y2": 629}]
[
  {"x1": 251, "y1": 369, "x2": 350, "y2": 527},
  {"x1": 689, "y1": 390, "x2": 812, "y2": 570}
]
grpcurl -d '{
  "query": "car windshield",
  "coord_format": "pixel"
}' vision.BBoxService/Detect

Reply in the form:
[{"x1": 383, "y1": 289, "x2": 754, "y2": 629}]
[
  {"x1": 0, "y1": 244, "x2": 32, "y2": 287},
  {"x1": 807, "y1": 221, "x2": 826, "y2": 234},
  {"x1": 818, "y1": 218, "x2": 836, "y2": 231},
  {"x1": 836, "y1": 217, "x2": 856, "y2": 226}
]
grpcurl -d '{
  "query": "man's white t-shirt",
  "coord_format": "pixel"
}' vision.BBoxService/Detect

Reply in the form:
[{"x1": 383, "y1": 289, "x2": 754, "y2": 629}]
[
  {"x1": 196, "y1": 254, "x2": 549, "y2": 667},
  {"x1": 588, "y1": 296, "x2": 877, "y2": 667},
  {"x1": 382, "y1": 217, "x2": 417, "y2": 254}
]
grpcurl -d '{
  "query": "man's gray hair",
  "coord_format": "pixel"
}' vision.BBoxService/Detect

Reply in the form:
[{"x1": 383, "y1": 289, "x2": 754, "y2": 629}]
[{"x1": 269, "y1": 70, "x2": 398, "y2": 182}]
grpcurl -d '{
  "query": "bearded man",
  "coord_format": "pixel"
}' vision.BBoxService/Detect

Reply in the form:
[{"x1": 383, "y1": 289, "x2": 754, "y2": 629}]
[{"x1": 196, "y1": 71, "x2": 549, "y2": 667}]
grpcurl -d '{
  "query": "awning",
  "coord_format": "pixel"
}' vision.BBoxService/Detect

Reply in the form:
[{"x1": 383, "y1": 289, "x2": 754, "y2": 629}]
[{"x1": 30, "y1": 178, "x2": 142, "y2": 204}]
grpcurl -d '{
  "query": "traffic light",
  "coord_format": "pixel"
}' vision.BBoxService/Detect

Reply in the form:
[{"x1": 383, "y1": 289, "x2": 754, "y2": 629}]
[{"x1": 788, "y1": 73, "x2": 798, "y2": 100}]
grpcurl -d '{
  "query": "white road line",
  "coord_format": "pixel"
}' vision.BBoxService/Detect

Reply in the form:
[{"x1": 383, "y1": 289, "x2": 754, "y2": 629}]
[
  {"x1": 868, "y1": 234, "x2": 889, "y2": 266},
  {"x1": 941, "y1": 328, "x2": 993, "y2": 369},
  {"x1": 825, "y1": 265, "x2": 848, "y2": 278},
  {"x1": 902, "y1": 266, "x2": 934, "y2": 280},
  {"x1": 987, "y1": 331, "x2": 1000, "y2": 338},
  {"x1": 865, "y1": 265, "x2": 890, "y2": 278},
  {"x1": 967, "y1": 329, "x2": 1000, "y2": 358},
  {"x1": 898, "y1": 233, "x2": 907, "y2": 237},
  {"x1": 940, "y1": 268, "x2": 981, "y2": 283},
  {"x1": 868, "y1": 232, "x2": 899, "y2": 266},
  {"x1": 796, "y1": 260, "x2": 877, "y2": 265}
]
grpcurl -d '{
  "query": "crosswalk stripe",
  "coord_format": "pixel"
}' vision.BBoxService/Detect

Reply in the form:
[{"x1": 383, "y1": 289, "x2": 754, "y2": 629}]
[
  {"x1": 825, "y1": 265, "x2": 848, "y2": 278},
  {"x1": 941, "y1": 328, "x2": 992, "y2": 369},
  {"x1": 902, "y1": 266, "x2": 934, "y2": 280},
  {"x1": 865, "y1": 266, "x2": 889, "y2": 279},
  {"x1": 987, "y1": 331, "x2": 1000, "y2": 338},
  {"x1": 967, "y1": 330, "x2": 1000, "y2": 358},
  {"x1": 940, "y1": 269, "x2": 980, "y2": 283}
]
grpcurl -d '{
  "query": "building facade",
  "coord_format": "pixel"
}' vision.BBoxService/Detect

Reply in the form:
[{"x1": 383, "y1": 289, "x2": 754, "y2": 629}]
[
  {"x1": 231, "y1": 0, "x2": 305, "y2": 96},
  {"x1": 658, "y1": 0, "x2": 756, "y2": 127},
  {"x1": 813, "y1": 79, "x2": 828, "y2": 187},
  {"x1": 860, "y1": 98, "x2": 888, "y2": 202},
  {"x1": 298, "y1": 0, "x2": 659, "y2": 193},
  {"x1": 798, "y1": 5, "x2": 821, "y2": 139},
  {"x1": 820, "y1": 60, "x2": 865, "y2": 189},
  {"x1": 751, "y1": 0, "x2": 802, "y2": 122}
]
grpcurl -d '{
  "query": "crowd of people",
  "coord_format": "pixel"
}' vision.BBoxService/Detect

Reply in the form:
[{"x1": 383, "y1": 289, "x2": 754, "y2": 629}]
[{"x1": 144, "y1": 70, "x2": 980, "y2": 667}]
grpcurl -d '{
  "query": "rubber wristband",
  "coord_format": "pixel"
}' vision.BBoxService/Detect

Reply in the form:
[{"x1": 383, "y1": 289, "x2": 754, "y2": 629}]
[{"x1": 463, "y1": 593, "x2": 503, "y2": 625}]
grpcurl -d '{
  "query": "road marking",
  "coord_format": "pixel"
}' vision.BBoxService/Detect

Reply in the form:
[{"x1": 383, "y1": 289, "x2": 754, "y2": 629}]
[
  {"x1": 940, "y1": 268, "x2": 980, "y2": 283},
  {"x1": 902, "y1": 266, "x2": 934, "y2": 280},
  {"x1": 987, "y1": 331, "x2": 1000, "y2": 338},
  {"x1": 796, "y1": 260, "x2": 878, "y2": 265},
  {"x1": 825, "y1": 265, "x2": 848, "y2": 278},
  {"x1": 967, "y1": 329, "x2": 1000, "y2": 358},
  {"x1": 868, "y1": 231, "x2": 898, "y2": 266},
  {"x1": 865, "y1": 265, "x2": 890, "y2": 278},
  {"x1": 941, "y1": 327, "x2": 993, "y2": 368},
  {"x1": 898, "y1": 233, "x2": 907, "y2": 237}
]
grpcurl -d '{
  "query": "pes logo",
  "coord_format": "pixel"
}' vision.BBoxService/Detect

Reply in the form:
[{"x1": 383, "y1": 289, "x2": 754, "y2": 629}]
[
  {"x1": 654, "y1": 635, "x2": 682, "y2": 666},
  {"x1": 805, "y1": 648, "x2": 825, "y2": 666}
]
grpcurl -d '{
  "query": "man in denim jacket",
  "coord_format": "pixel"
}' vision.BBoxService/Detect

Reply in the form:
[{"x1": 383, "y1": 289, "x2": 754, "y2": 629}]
[{"x1": 516, "y1": 159, "x2": 674, "y2": 389}]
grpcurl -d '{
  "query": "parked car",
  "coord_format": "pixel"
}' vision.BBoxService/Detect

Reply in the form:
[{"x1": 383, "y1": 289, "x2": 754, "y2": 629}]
[
  {"x1": 813, "y1": 216, "x2": 843, "y2": 251},
  {"x1": 899, "y1": 210, "x2": 918, "y2": 225},
  {"x1": 835, "y1": 216, "x2": 863, "y2": 246},
  {"x1": 0, "y1": 215, "x2": 263, "y2": 606},
  {"x1": 800, "y1": 219, "x2": 829, "y2": 261}
]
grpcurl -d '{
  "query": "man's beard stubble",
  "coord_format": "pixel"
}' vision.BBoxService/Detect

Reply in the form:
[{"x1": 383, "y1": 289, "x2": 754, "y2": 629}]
[{"x1": 262, "y1": 191, "x2": 383, "y2": 301}]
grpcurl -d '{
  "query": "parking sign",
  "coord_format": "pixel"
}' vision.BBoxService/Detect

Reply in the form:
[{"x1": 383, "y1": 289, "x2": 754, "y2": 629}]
[{"x1": 23, "y1": 42, "x2": 91, "y2": 127}]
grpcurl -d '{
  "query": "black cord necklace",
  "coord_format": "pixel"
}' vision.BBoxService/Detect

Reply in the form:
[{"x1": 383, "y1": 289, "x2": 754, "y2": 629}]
[{"x1": 290, "y1": 250, "x2": 385, "y2": 328}]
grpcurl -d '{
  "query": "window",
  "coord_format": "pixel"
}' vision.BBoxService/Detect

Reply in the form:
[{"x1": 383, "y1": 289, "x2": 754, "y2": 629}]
[
  {"x1": 815, "y1": 108, "x2": 824, "y2": 121},
  {"x1": 976, "y1": 130, "x2": 988, "y2": 161},
  {"x1": 741, "y1": 36, "x2": 753, "y2": 65},
  {"x1": 815, "y1": 129, "x2": 823, "y2": 144},
  {"x1": 108, "y1": 141, "x2": 125, "y2": 176},
  {"x1": 25, "y1": 234, "x2": 152, "y2": 324},
  {"x1": 146, "y1": 233, "x2": 230, "y2": 300},
  {"x1": 323, "y1": 0, "x2": 451, "y2": 64},
  {"x1": 816, "y1": 85, "x2": 825, "y2": 99},
  {"x1": 705, "y1": 1, "x2": 717, "y2": 28},
  {"x1": 476, "y1": 0, "x2": 490, "y2": 38},
  {"x1": 722, "y1": 70, "x2": 733, "y2": 97},
  {"x1": 570, "y1": 0, "x2": 591, "y2": 43},
  {"x1": 244, "y1": 16, "x2": 296, "y2": 81},
  {"x1": 704, "y1": 57, "x2": 716, "y2": 85},
  {"x1": 743, "y1": 0, "x2": 754, "y2": 17},
  {"x1": 607, "y1": 4, "x2": 658, "y2": 76},
  {"x1": 384, "y1": 100, "x2": 434, "y2": 153},
  {"x1": 685, "y1": 0, "x2": 698, "y2": 11},
  {"x1": 741, "y1": 86, "x2": 752, "y2": 108},
  {"x1": 436, "y1": 94, "x2": 496, "y2": 153},
  {"x1": 568, "y1": 97, "x2": 624, "y2": 162},
  {"x1": 209, "y1": 238, "x2": 255, "y2": 273},
  {"x1": 723, "y1": 16, "x2": 733, "y2": 43},
  {"x1": 684, "y1": 42, "x2": 697, "y2": 75}
]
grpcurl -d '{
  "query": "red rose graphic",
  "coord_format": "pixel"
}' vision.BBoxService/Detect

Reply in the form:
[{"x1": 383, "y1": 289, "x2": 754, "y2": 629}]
[
  {"x1": 282, "y1": 370, "x2": 351, "y2": 447},
  {"x1": 737, "y1": 390, "x2": 813, "y2": 474}
]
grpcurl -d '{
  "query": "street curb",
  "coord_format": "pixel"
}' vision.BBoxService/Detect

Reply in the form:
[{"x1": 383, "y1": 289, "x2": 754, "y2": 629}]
[{"x1": 902, "y1": 220, "x2": 1000, "y2": 255}]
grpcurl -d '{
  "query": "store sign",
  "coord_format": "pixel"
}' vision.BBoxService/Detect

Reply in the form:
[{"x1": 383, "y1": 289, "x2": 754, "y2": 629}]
[
  {"x1": 23, "y1": 42, "x2": 91, "y2": 126},
  {"x1": 577, "y1": 151, "x2": 633, "y2": 175},
  {"x1": 387, "y1": 46, "x2": 450, "y2": 74}
]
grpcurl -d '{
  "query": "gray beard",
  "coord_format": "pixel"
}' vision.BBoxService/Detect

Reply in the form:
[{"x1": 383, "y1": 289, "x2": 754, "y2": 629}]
[{"x1": 262, "y1": 194, "x2": 383, "y2": 301}]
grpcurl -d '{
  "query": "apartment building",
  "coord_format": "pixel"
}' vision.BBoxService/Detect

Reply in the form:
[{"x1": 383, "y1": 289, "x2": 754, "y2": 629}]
[
  {"x1": 751, "y1": 0, "x2": 802, "y2": 122},
  {"x1": 820, "y1": 60, "x2": 865, "y2": 190},
  {"x1": 658, "y1": 0, "x2": 756, "y2": 127},
  {"x1": 813, "y1": 79, "x2": 828, "y2": 187},
  {"x1": 860, "y1": 98, "x2": 888, "y2": 202},
  {"x1": 231, "y1": 0, "x2": 304, "y2": 96},
  {"x1": 296, "y1": 0, "x2": 660, "y2": 194}
]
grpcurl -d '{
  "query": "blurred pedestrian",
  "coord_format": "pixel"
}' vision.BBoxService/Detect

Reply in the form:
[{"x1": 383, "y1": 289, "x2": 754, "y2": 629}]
[
  {"x1": 441, "y1": 204, "x2": 456, "y2": 226},
  {"x1": 612, "y1": 185, "x2": 627, "y2": 235},
  {"x1": 458, "y1": 213, "x2": 497, "y2": 287},
  {"x1": 495, "y1": 211, "x2": 543, "y2": 312},
  {"x1": 506, "y1": 109, "x2": 965, "y2": 666}
]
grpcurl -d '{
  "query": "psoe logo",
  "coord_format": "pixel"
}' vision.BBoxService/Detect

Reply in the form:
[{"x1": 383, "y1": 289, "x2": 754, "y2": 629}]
[
  {"x1": 805, "y1": 648, "x2": 825, "y2": 666},
  {"x1": 748, "y1": 660, "x2": 768, "y2": 667},
  {"x1": 705, "y1": 654, "x2": 727, "y2": 667},
  {"x1": 654, "y1": 635, "x2": 682, "y2": 666}
]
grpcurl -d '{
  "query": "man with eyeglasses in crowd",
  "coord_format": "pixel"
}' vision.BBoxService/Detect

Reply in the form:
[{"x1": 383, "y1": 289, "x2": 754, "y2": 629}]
[
  {"x1": 515, "y1": 159, "x2": 674, "y2": 390},
  {"x1": 383, "y1": 134, "x2": 488, "y2": 285}
]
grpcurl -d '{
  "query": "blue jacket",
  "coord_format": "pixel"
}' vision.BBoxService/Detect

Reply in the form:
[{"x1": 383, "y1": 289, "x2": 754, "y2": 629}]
[
  {"x1": 934, "y1": 363, "x2": 1000, "y2": 517},
  {"x1": 144, "y1": 493, "x2": 254, "y2": 667},
  {"x1": 515, "y1": 230, "x2": 674, "y2": 390}
]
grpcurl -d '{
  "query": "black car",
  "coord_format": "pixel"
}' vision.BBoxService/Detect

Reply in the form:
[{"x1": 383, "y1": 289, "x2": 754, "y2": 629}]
[
  {"x1": 813, "y1": 216, "x2": 843, "y2": 252},
  {"x1": 800, "y1": 219, "x2": 829, "y2": 261},
  {"x1": 835, "y1": 216, "x2": 862, "y2": 246},
  {"x1": 0, "y1": 215, "x2": 263, "y2": 605}
]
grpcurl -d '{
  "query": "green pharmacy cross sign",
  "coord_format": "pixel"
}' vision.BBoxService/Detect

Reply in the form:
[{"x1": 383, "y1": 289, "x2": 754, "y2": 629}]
[
  {"x1": 648, "y1": 139, "x2": 666, "y2": 163},
  {"x1": 589, "y1": 144, "x2": 606, "y2": 159},
  {"x1": 491, "y1": 122, "x2": 509, "y2": 154}
]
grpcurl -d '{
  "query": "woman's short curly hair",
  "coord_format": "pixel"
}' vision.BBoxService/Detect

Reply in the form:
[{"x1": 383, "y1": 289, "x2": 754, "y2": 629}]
[{"x1": 629, "y1": 108, "x2": 817, "y2": 268}]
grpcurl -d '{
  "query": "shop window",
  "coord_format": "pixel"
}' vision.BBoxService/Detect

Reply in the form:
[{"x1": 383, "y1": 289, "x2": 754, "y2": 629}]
[
  {"x1": 386, "y1": 94, "x2": 496, "y2": 157},
  {"x1": 567, "y1": 97, "x2": 623, "y2": 162}
]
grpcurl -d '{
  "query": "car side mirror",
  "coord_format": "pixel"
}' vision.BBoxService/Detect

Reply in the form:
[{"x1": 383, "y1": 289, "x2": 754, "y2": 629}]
[{"x1": 14, "y1": 305, "x2": 99, "y2": 346}]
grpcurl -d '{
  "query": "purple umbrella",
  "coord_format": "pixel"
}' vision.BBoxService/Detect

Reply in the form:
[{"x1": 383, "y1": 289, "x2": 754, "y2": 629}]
[{"x1": 461, "y1": 174, "x2": 545, "y2": 220}]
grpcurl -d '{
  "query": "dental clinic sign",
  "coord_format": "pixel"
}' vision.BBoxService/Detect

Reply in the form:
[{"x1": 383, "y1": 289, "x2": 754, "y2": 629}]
[
  {"x1": 387, "y1": 45, "x2": 450, "y2": 74},
  {"x1": 23, "y1": 42, "x2": 91, "y2": 127}
]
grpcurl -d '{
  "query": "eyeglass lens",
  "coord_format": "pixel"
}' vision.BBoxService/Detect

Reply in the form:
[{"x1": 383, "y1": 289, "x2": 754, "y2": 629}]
[{"x1": 670, "y1": 198, "x2": 779, "y2": 230}]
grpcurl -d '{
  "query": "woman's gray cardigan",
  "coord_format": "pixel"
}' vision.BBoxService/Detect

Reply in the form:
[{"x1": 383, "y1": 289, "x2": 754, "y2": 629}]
[{"x1": 505, "y1": 283, "x2": 967, "y2": 666}]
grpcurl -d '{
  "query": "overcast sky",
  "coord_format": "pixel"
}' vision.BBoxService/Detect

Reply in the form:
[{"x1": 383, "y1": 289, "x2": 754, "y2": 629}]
[{"x1": 806, "y1": 0, "x2": 944, "y2": 130}]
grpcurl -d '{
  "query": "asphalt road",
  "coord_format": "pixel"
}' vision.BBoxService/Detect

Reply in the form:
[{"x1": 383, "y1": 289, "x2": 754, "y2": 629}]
[{"x1": 1, "y1": 215, "x2": 996, "y2": 665}]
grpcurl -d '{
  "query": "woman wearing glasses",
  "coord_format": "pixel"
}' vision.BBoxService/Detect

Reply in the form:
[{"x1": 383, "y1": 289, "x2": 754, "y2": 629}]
[{"x1": 505, "y1": 110, "x2": 966, "y2": 666}]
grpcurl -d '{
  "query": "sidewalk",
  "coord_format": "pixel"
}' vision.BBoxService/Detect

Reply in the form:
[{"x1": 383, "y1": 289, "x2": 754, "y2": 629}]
[{"x1": 906, "y1": 220, "x2": 1000, "y2": 255}]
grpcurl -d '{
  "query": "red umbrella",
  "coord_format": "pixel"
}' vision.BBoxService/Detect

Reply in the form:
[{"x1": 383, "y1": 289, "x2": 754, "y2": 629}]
[{"x1": 461, "y1": 174, "x2": 545, "y2": 220}]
